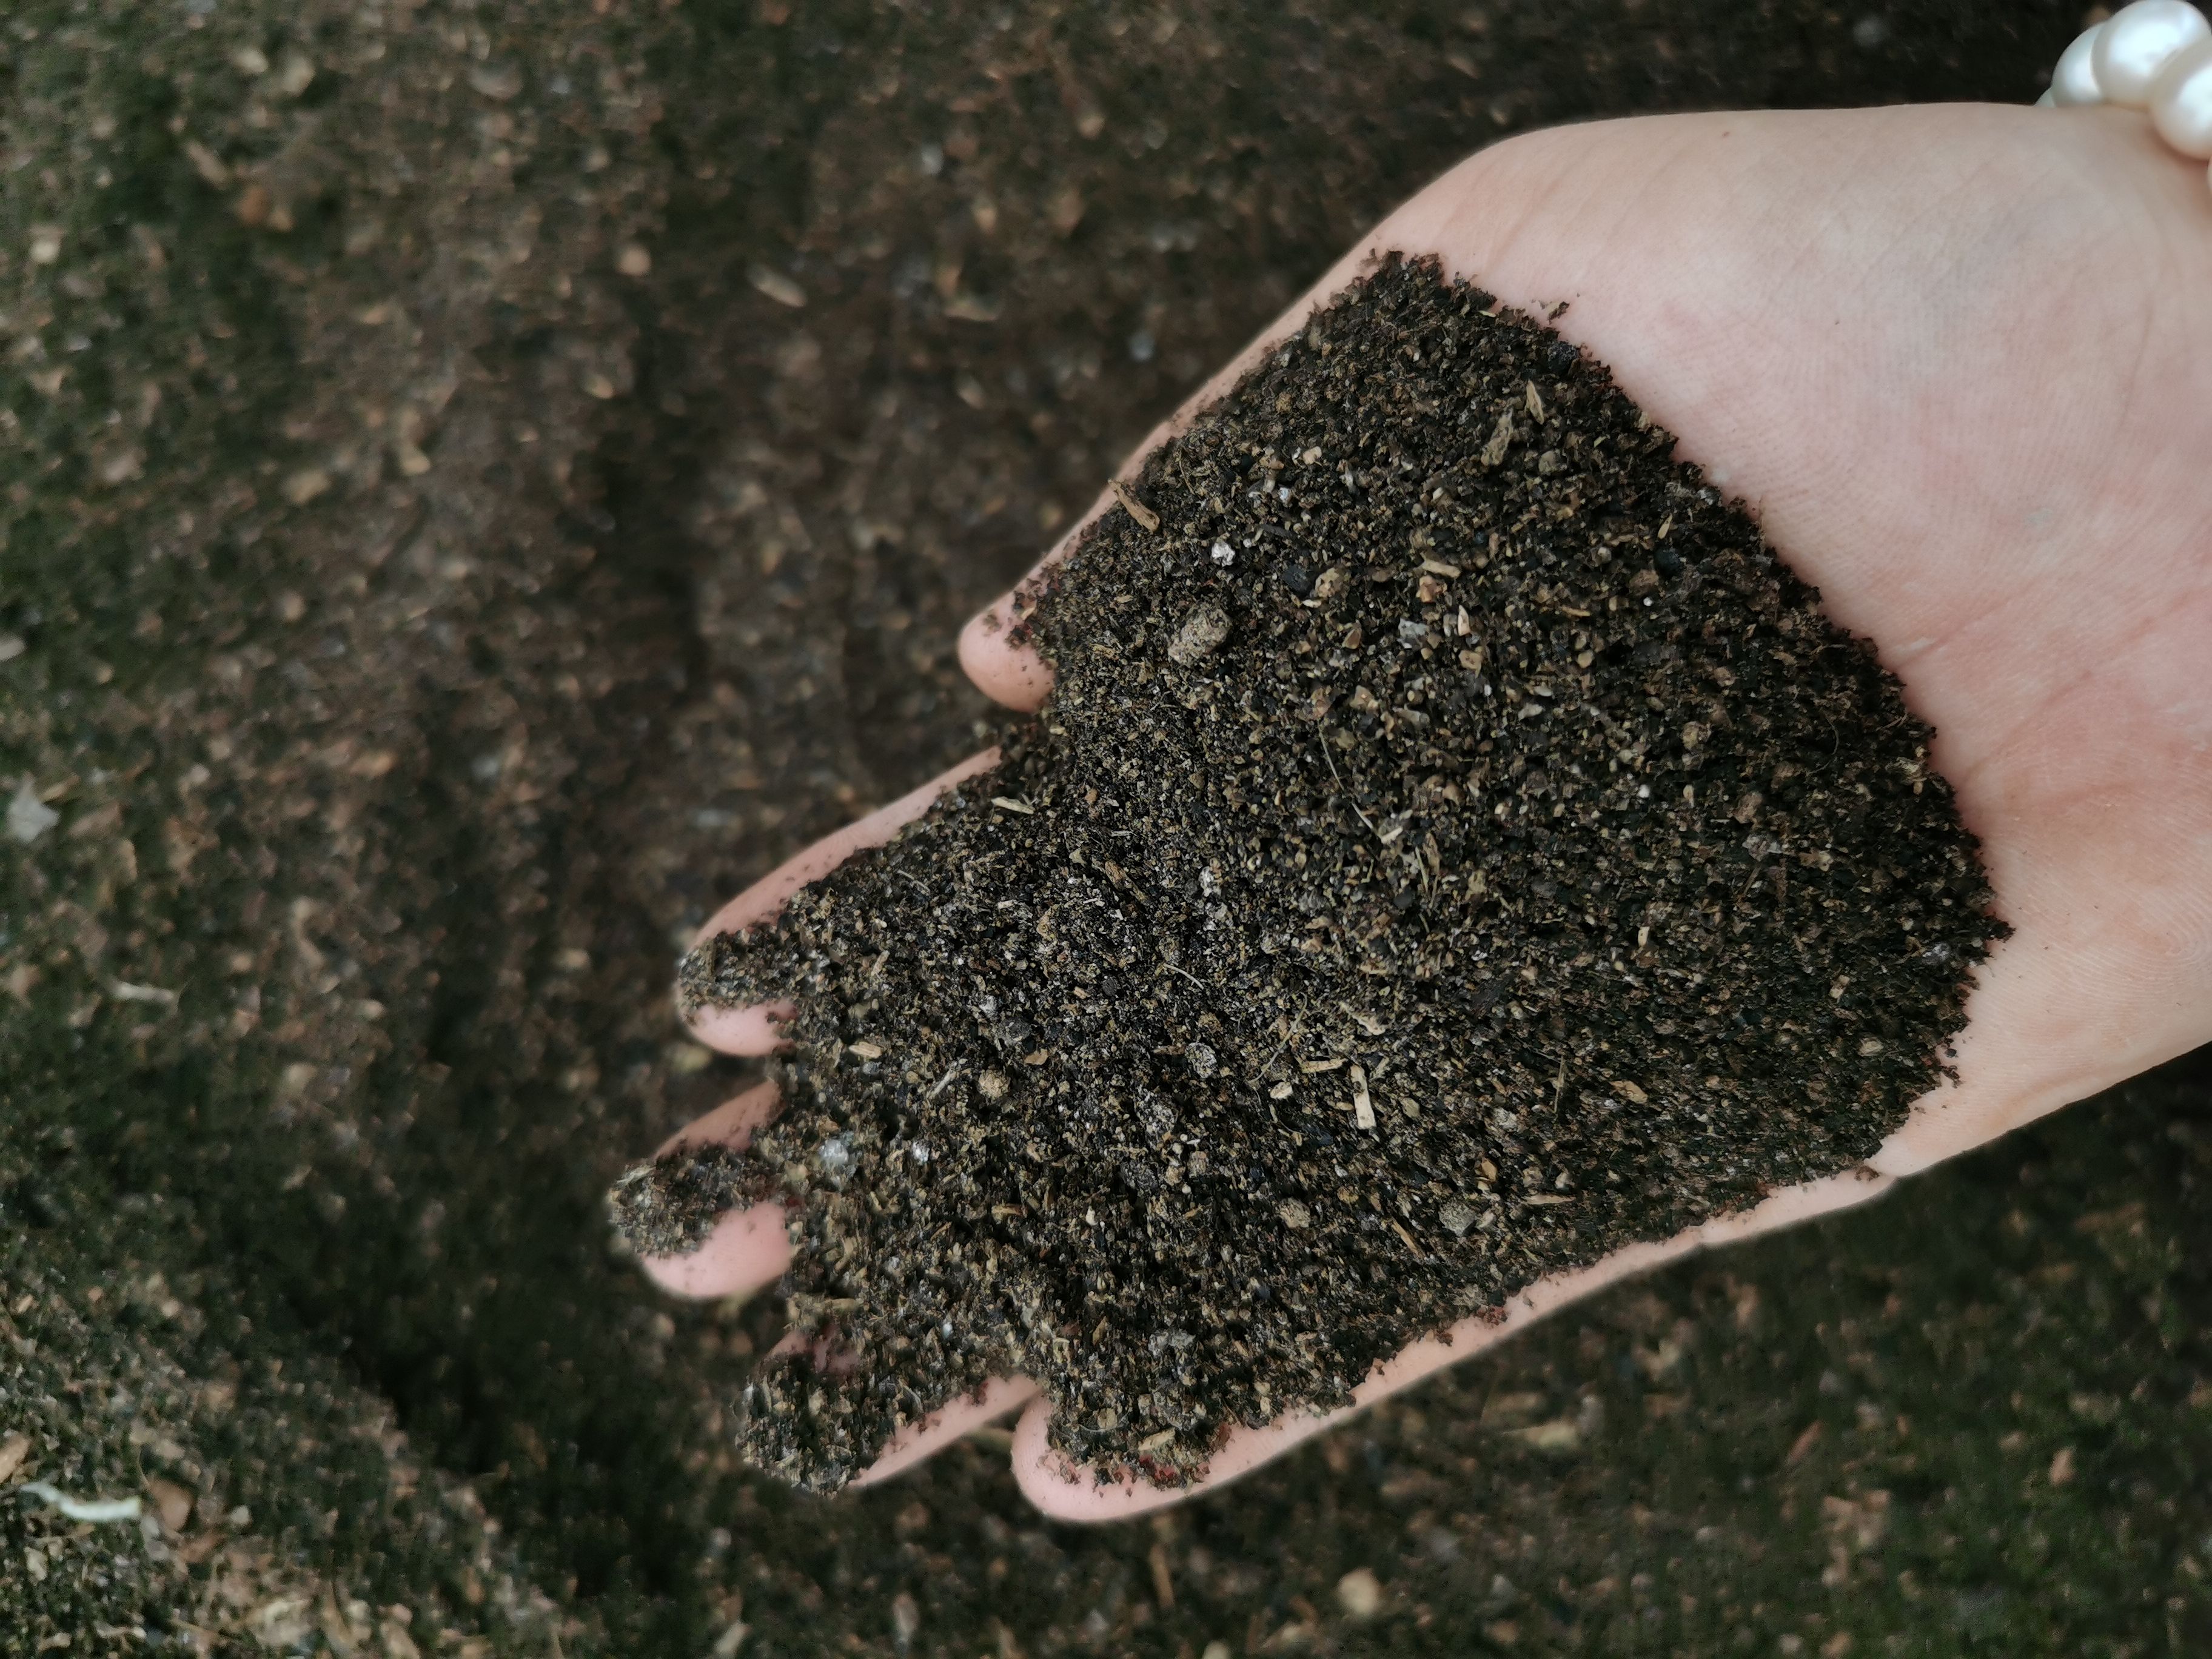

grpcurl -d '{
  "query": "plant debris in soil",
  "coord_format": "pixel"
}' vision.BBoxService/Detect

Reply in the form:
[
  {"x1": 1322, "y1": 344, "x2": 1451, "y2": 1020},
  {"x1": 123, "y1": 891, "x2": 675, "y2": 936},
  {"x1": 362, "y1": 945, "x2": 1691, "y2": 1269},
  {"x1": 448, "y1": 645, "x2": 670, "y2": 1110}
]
[{"x1": 640, "y1": 253, "x2": 2005, "y2": 1493}]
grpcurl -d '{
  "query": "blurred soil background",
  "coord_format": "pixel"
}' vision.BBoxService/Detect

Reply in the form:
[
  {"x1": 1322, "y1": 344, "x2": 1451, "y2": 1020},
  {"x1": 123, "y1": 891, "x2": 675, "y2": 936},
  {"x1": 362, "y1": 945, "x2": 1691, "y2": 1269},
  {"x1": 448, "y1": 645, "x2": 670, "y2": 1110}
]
[{"x1": 2, "y1": 0, "x2": 2207, "y2": 1654}]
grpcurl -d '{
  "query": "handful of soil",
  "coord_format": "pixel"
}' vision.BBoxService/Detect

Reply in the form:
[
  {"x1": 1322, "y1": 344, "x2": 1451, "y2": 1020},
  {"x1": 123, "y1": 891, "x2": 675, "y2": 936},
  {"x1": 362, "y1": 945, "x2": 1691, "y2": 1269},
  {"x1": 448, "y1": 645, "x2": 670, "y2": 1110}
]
[{"x1": 629, "y1": 255, "x2": 2002, "y2": 1493}]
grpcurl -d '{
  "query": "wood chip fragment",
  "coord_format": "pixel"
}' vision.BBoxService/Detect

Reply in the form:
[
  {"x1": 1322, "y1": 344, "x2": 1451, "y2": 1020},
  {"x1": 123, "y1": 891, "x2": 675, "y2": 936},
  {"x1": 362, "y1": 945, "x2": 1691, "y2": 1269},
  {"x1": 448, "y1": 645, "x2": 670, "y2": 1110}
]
[
  {"x1": 990, "y1": 796, "x2": 1035, "y2": 814},
  {"x1": 1098, "y1": 858, "x2": 1145, "y2": 905},
  {"x1": 1299, "y1": 1056, "x2": 1345, "y2": 1073},
  {"x1": 1351, "y1": 1064, "x2": 1375, "y2": 1130},
  {"x1": 1785, "y1": 1421, "x2": 1824, "y2": 1465},
  {"x1": 846, "y1": 1041, "x2": 883, "y2": 1059},
  {"x1": 1480, "y1": 411, "x2": 1515, "y2": 467},
  {"x1": 748, "y1": 266, "x2": 807, "y2": 308},
  {"x1": 19, "y1": 1481, "x2": 142, "y2": 1523},
  {"x1": 1150, "y1": 1541, "x2": 1176, "y2": 1609},
  {"x1": 183, "y1": 140, "x2": 231, "y2": 187},
  {"x1": 1107, "y1": 478, "x2": 1160, "y2": 532},
  {"x1": 1610, "y1": 1079, "x2": 1649, "y2": 1104},
  {"x1": 1513, "y1": 1418, "x2": 1581, "y2": 1452},
  {"x1": 1418, "y1": 558, "x2": 1462, "y2": 578}
]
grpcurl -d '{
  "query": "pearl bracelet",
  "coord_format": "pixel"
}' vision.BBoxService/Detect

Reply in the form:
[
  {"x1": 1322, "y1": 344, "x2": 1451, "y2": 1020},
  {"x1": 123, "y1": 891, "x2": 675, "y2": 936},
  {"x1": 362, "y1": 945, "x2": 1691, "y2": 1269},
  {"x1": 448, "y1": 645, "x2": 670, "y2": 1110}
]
[{"x1": 2041, "y1": 0, "x2": 2212, "y2": 182}]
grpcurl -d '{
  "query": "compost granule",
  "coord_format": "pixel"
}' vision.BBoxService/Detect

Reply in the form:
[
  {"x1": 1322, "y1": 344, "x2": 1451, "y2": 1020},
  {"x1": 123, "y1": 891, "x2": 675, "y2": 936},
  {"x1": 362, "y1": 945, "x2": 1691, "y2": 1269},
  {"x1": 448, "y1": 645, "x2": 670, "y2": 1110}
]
[{"x1": 646, "y1": 254, "x2": 2004, "y2": 1492}]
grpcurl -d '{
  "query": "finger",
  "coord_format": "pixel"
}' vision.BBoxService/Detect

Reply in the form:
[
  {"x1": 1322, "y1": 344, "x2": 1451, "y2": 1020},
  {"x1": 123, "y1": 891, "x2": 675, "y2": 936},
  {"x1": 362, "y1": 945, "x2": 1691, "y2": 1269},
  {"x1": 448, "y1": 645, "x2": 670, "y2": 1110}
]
[
  {"x1": 682, "y1": 999, "x2": 797, "y2": 1059},
  {"x1": 684, "y1": 748, "x2": 1000, "y2": 1054},
  {"x1": 636, "y1": 1082, "x2": 793, "y2": 1301},
  {"x1": 850, "y1": 1375, "x2": 1040, "y2": 1490},
  {"x1": 1867, "y1": 795, "x2": 2212, "y2": 1179},
  {"x1": 689, "y1": 748, "x2": 1004, "y2": 948},
  {"x1": 748, "y1": 1335, "x2": 1036, "y2": 1486},
  {"x1": 952, "y1": 387, "x2": 1267, "y2": 713},
  {"x1": 1010, "y1": 1164, "x2": 1897, "y2": 1521},
  {"x1": 956, "y1": 591, "x2": 1056, "y2": 713},
  {"x1": 955, "y1": 213, "x2": 1463, "y2": 713}
]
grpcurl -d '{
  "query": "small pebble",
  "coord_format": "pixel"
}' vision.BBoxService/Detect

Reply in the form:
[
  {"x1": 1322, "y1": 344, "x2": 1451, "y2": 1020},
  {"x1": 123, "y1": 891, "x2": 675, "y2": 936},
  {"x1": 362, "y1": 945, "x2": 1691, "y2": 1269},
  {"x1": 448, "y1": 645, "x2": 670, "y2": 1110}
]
[
  {"x1": 1167, "y1": 605, "x2": 1231, "y2": 666},
  {"x1": 7, "y1": 782, "x2": 59, "y2": 845},
  {"x1": 1336, "y1": 1567, "x2": 1382, "y2": 1620}
]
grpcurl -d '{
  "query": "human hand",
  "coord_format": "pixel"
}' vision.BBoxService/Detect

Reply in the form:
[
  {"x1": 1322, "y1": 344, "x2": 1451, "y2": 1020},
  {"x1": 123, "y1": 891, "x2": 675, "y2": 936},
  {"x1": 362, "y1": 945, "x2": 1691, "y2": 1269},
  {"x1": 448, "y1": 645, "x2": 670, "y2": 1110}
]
[{"x1": 638, "y1": 102, "x2": 2212, "y2": 1519}]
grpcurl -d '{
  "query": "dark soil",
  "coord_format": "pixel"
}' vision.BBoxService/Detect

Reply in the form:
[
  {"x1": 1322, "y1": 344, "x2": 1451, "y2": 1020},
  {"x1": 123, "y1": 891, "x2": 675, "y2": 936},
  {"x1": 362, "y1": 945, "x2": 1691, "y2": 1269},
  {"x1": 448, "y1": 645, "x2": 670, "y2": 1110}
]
[
  {"x1": 668, "y1": 256, "x2": 2001, "y2": 1489},
  {"x1": 15, "y1": 0, "x2": 2210, "y2": 1654}
]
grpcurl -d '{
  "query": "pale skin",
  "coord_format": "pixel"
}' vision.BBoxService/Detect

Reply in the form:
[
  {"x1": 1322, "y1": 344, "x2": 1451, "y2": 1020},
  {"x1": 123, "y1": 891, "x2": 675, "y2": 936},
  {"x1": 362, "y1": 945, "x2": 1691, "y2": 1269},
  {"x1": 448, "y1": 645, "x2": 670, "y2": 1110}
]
[{"x1": 642, "y1": 104, "x2": 2212, "y2": 1520}]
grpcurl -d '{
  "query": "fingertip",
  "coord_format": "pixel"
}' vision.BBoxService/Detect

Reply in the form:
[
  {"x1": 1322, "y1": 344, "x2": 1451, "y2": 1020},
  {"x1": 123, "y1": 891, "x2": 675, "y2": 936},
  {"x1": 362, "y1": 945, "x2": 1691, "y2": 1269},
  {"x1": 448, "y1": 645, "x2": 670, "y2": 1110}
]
[
  {"x1": 684, "y1": 1000, "x2": 794, "y2": 1056},
  {"x1": 1008, "y1": 1398, "x2": 1193, "y2": 1521},
  {"x1": 958, "y1": 603, "x2": 1054, "y2": 712},
  {"x1": 850, "y1": 1374, "x2": 1040, "y2": 1490},
  {"x1": 634, "y1": 1082, "x2": 790, "y2": 1299},
  {"x1": 1007, "y1": 1398, "x2": 1102, "y2": 1517},
  {"x1": 688, "y1": 749, "x2": 1007, "y2": 954},
  {"x1": 654, "y1": 1079, "x2": 781, "y2": 1159},
  {"x1": 638, "y1": 1200, "x2": 793, "y2": 1300}
]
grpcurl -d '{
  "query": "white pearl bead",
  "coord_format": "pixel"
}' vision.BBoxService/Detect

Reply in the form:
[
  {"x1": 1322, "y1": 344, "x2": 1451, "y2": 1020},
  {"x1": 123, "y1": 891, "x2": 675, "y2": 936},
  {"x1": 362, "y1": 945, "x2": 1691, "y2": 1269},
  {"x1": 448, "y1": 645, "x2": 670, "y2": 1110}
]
[
  {"x1": 2152, "y1": 37, "x2": 2212, "y2": 155},
  {"x1": 2092, "y1": 0, "x2": 2211, "y2": 108},
  {"x1": 2052, "y1": 24, "x2": 2108, "y2": 105}
]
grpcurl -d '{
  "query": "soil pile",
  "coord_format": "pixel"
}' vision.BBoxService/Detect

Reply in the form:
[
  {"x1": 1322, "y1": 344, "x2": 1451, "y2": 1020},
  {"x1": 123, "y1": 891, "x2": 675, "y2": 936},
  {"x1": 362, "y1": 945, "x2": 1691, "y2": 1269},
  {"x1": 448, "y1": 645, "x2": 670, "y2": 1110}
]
[{"x1": 663, "y1": 256, "x2": 2004, "y2": 1491}]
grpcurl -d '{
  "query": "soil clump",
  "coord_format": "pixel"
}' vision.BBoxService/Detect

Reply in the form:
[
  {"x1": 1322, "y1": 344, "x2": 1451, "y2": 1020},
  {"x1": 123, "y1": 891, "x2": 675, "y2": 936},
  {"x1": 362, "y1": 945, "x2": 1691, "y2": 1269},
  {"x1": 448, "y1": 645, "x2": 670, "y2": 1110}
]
[{"x1": 659, "y1": 256, "x2": 2005, "y2": 1492}]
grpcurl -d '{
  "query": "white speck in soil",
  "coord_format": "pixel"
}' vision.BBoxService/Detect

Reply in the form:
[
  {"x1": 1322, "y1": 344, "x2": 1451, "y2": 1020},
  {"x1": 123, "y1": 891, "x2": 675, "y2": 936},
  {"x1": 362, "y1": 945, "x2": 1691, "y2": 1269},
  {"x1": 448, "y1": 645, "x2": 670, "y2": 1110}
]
[{"x1": 8, "y1": 782, "x2": 59, "y2": 845}]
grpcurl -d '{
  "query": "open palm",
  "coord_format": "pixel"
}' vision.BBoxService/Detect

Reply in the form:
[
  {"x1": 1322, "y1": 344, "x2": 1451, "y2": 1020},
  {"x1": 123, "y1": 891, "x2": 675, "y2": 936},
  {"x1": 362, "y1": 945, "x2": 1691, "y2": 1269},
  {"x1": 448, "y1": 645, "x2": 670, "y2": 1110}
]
[{"x1": 645, "y1": 104, "x2": 2212, "y2": 1520}]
